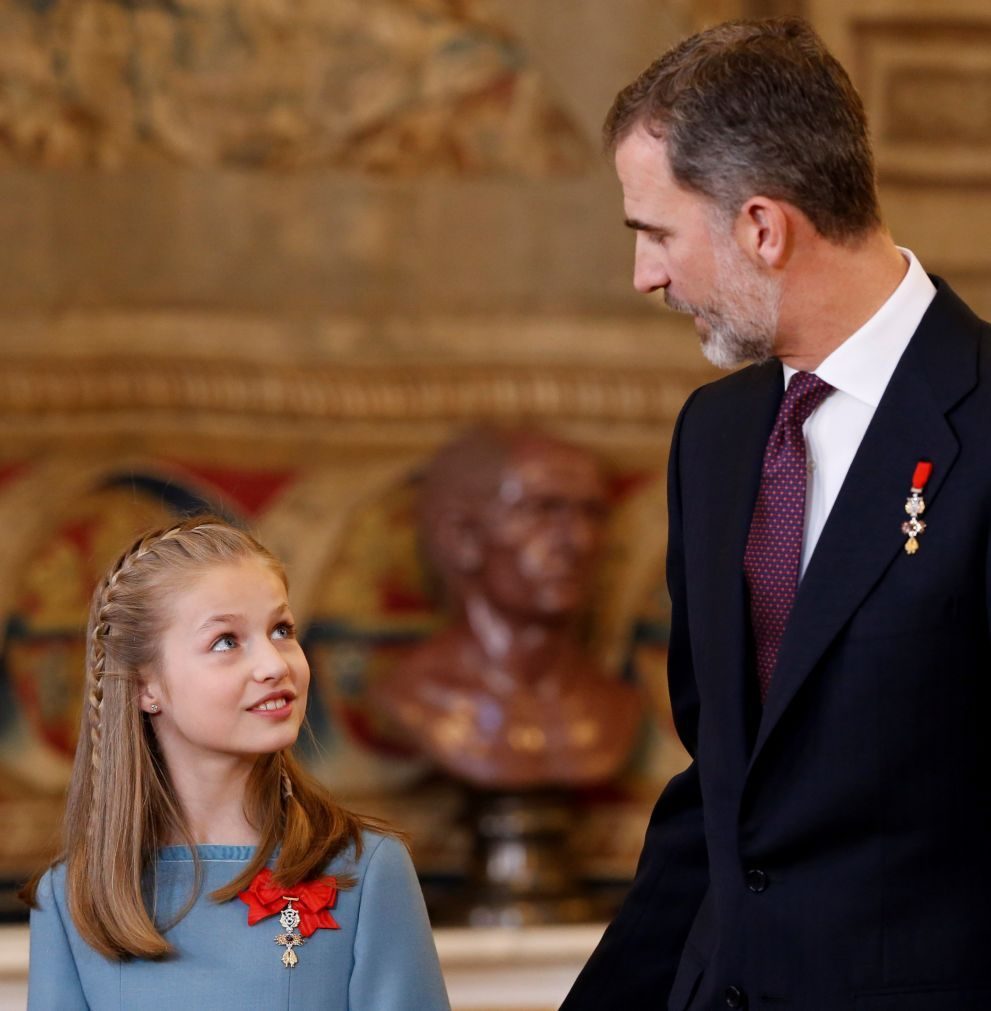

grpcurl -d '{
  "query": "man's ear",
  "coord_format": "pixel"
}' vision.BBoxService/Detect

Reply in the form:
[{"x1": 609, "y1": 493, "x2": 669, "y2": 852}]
[
  {"x1": 449, "y1": 514, "x2": 484, "y2": 573},
  {"x1": 735, "y1": 196, "x2": 790, "y2": 269},
  {"x1": 433, "y1": 506, "x2": 483, "y2": 573}
]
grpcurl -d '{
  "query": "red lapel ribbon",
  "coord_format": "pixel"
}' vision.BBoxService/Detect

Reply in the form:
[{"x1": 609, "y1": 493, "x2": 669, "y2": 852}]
[{"x1": 238, "y1": 868, "x2": 340, "y2": 936}]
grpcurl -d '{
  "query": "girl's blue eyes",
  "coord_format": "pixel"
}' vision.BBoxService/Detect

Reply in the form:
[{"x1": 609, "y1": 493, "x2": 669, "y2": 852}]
[{"x1": 209, "y1": 623, "x2": 295, "y2": 652}]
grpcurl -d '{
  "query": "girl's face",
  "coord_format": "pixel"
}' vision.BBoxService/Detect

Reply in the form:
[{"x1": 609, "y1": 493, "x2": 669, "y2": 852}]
[{"x1": 141, "y1": 557, "x2": 310, "y2": 777}]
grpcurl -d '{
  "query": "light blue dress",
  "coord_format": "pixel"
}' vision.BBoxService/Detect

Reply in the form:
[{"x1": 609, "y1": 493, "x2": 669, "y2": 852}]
[{"x1": 28, "y1": 832, "x2": 450, "y2": 1010}]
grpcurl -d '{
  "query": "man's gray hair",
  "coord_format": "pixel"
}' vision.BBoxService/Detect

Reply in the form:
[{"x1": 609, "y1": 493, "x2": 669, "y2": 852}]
[{"x1": 604, "y1": 17, "x2": 881, "y2": 241}]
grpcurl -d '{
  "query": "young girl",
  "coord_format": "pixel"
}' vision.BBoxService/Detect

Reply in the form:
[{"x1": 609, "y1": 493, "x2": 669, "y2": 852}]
[{"x1": 24, "y1": 517, "x2": 450, "y2": 1010}]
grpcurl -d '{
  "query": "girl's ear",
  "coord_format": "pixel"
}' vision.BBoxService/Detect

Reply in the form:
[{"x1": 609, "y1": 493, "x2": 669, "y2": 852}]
[{"x1": 138, "y1": 672, "x2": 162, "y2": 714}]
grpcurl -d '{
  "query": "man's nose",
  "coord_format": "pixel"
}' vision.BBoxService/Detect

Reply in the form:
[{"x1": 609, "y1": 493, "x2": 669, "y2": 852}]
[{"x1": 633, "y1": 236, "x2": 669, "y2": 294}]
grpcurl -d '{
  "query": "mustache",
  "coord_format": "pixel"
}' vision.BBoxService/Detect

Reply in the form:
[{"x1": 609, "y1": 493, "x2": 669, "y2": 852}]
[
  {"x1": 664, "y1": 289, "x2": 714, "y2": 320},
  {"x1": 663, "y1": 290, "x2": 696, "y2": 314}
]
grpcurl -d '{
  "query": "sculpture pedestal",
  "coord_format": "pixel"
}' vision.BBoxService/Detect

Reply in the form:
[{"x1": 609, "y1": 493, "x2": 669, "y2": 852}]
[{"x1": 441, "y1": 789, "x2": 597, "y2": 927}]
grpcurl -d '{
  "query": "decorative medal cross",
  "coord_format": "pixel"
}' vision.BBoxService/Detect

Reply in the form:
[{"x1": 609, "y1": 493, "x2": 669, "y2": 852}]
[
  {"x1": 901, "y1": 460, "x2": 933, "y2": 555},
  {"x1": 239, "y1": 867, "x2": 340, "y2": 970},
  {"x1": 274, "y1": 896, "x2": 305, "y2": 968}
]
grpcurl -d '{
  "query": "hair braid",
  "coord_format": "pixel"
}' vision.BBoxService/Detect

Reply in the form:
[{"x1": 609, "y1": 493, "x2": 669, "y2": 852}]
[
  {"x1": 84, "y1": 623, "x2": 105, "y2": 803},
  {"x1": 84, "y1": 524, "x2": 184, "y2": 810}
]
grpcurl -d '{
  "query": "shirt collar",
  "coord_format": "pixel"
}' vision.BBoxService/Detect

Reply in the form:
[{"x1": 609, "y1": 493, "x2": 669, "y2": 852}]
[{"x1": 782, "y1": 248, "x2": 936, "y2": 406}]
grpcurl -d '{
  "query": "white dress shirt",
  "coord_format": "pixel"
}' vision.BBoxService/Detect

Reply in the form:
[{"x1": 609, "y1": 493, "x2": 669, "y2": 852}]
[{"x1": 782, "y1": 248, "x2": 936, "y2": 577}]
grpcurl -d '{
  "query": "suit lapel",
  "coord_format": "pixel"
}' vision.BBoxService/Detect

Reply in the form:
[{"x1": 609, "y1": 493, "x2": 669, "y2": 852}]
[
  {"x1": 691, "y1": 362, "x2": 782, "y2": 765},
  {"x1": 749, "y1": 281, "x2": 980, "y2": 766}
]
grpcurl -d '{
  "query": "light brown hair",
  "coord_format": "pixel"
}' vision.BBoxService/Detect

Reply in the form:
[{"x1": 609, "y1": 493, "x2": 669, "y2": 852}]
[
  {"x1": 23, "y1": 516, "x2": 388, "y2": 960},
  {"x1": 604, "y1": 17, "x2": 881, "y2": 240}
]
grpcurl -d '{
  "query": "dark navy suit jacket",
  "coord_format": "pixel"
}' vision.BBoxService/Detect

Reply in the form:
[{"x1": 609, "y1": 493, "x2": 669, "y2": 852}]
[{"x1": 562, "y1": 280, "x2": 991, "y2": 1011}]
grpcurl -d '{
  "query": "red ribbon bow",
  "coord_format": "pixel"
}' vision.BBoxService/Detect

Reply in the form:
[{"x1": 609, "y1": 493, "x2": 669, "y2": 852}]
[{"x1": 238, "y1": 868, "x2": 340, "y2": 937}]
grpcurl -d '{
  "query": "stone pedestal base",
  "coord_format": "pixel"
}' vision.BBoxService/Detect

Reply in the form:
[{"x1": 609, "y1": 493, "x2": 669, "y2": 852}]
[{"x1": 437, "y1": 789, "x2": 599, "y2": 928}]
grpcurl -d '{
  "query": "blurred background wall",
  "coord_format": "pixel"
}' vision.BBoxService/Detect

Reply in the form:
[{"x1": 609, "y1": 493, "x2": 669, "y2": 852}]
[{"x1": 1, "y1": 0, "x2": 990, "y2": 999}]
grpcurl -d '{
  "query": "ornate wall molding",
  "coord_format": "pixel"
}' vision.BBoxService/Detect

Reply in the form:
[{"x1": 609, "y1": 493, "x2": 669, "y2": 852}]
[
  {"x1": 853, "y1": 18, "x2": 991, "y2": 186},
  {"x1": 0, "y1": 357, "x2": 700, "y2": 429}
]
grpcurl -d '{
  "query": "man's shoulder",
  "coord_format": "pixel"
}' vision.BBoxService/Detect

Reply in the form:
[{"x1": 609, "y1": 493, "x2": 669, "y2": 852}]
[
  {"x1": 681, "y1": 360, "x2": 781, "y2": 419},
  {"x1": 926, "y1": 276, "x2": 991, "y2": 334},
  {"x1": 904, "y1": 277, "x2": 991, "y2": 396}
]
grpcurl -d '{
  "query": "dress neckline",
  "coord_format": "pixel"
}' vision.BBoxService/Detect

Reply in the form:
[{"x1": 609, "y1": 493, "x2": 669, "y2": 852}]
[{"x1": 158, "y1": 844, "x2": 257, "y2": 861}]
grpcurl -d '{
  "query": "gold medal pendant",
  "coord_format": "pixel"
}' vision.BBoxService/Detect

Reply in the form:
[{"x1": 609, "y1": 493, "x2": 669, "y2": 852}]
[
  {"x1": 239, "y1": 868, "x2": 341, "y2": 970},
  {"x1": 901, "y1": 461, "x2": 932, "y2": 556},
  {"x1": 274, "y1": 896, "x2": 305, "y2": 968},
  {"x1": 901, "y1": 501, "x2": 925, "y2": 555}
]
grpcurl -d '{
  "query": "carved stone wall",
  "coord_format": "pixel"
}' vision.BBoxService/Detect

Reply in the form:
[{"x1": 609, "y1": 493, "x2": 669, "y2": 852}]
[{"x1": 806, "y1": 0, "x2": 991, "y2": 314}]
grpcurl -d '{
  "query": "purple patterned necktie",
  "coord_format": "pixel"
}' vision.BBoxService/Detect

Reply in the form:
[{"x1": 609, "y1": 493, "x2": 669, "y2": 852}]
[{"x1": 744, "y1": 371, "x2": 834, "y2": 702}]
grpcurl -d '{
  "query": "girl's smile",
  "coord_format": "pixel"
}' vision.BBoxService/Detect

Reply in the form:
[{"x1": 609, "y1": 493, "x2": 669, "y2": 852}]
[{"x1": 247, "y1": 690, "x2": 297, "y2": 716}]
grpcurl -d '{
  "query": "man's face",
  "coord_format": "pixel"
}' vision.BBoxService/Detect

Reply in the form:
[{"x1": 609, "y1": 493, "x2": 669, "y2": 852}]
[
  {"x1": 475, "y1": 442, "x2": 607, "y2": 621},
  {"x1": 614, "y1": 127, "x2": 780, "y2": 368}
]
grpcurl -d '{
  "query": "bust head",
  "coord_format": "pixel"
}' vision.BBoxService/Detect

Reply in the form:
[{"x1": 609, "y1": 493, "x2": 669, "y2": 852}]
[
  {"x1": 372, "y1": 428, "x2": 640, "y2": 790},
  {"x1": 418, "y1": 427, "x2": 608, "y2": 624}
]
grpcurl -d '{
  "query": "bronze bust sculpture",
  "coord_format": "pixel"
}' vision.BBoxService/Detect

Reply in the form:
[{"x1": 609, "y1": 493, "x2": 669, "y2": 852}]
[{"x1": 373, "y1": 427, "x2": 642, "y2": 790}]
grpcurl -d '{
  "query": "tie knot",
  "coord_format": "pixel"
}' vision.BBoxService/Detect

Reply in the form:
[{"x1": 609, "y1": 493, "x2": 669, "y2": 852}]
[{"x1": 780, "y1": 371, "x2": 833, "y2": 428}]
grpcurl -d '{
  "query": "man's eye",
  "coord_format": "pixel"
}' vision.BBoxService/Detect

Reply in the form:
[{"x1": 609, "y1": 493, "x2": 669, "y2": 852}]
[
  {"x1": 211, "y1": 634, "x2": 238, "y2": 652},
  {"x1": 272, "y1": 622, "x2": 296, "y2": 641}
]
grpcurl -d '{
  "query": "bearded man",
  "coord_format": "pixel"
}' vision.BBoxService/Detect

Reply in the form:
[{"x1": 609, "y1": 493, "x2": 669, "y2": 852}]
[{"x1": 563, "y1": 16, "x2": 991, "y2": 1011}]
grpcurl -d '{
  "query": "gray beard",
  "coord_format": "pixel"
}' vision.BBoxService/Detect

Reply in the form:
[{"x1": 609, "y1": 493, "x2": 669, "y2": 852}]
[
  {"x1": 666, "y1": 232, "x2": 781, "y2": 370},
  {"x1": 697, "y1": 315, "x2": 776, "y2": 369}
]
